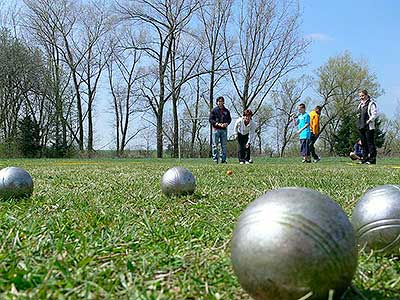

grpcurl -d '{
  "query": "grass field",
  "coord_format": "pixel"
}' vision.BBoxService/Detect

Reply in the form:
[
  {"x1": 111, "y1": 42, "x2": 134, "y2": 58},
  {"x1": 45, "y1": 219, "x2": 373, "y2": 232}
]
[{"x1": 0, "y1": 157, "x2": 399, "y2": 299}]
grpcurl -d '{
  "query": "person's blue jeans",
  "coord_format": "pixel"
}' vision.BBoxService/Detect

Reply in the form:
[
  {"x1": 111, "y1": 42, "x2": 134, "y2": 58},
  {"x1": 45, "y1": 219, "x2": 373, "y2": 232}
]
[{"x1": 212, "y1": 129, "x2": 227, "y2": 162}]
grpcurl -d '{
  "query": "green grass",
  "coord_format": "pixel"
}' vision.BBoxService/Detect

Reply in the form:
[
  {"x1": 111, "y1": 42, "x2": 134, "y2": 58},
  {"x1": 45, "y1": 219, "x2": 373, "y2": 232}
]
[{"x1": 0, "y1": 157, "x2": 399, "y2": 299}]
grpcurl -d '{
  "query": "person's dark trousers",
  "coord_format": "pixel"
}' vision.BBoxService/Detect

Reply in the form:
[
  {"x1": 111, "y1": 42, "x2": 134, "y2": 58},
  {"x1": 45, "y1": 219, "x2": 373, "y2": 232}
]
[
  {"x1": 359, "y1": 128, "x2": 376, "y2": 163},
  {"x1": 237, "y1": 132, "x2": 250, "y2": 162},
  {"x1": 309, "y1": 133, "x2": 319, "y2": 160}
]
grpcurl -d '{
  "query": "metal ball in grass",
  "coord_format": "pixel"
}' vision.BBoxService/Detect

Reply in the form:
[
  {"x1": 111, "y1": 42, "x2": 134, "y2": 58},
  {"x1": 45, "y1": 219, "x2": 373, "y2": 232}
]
[
  {"x1": 161, "y1": 166, "x2": 196, "y2": 196},
  {"x1": 0, "y1": 167, "x2": 34, "y2": 200},
  {"x1": 352, "y1": 184, "x2": 400, "y2": 255},
  {"x1": 230, "y1": 187, "x2": 358, "y2": 300}
]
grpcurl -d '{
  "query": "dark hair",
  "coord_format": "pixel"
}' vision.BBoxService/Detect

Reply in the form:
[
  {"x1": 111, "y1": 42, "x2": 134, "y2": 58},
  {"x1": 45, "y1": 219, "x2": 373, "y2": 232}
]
[
  {"x1": 216, "y1": 96, "x2": 224, "y2": 103},
  {"x1": 299, "y1": 103, "x2": 306, "y2": 109},
  {"x1": 359, "y1": 90, "x2": 370, "y2": 99},
  {"x1": 315, "y1": 105, "x2": 322, "y2": 111},
  {"x1": 243, "y1": 109, "x2": 253, "y2": 117}
]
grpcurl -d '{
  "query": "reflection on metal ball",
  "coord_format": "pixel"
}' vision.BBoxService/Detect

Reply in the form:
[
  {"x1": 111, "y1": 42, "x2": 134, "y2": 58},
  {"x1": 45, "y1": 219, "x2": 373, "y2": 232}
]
[
  {"x1": 0, "y1": 167, "x2": 34, "y2": 199},
  {"x1": 351, "y1": 184, "x2": 400, "y2": 255},
  {"x1": 160, "y1": 167, "x2": 196, "y2": 196},
  {"x1": 231, "y1": 187, "x2": 357, "y2": 300}
]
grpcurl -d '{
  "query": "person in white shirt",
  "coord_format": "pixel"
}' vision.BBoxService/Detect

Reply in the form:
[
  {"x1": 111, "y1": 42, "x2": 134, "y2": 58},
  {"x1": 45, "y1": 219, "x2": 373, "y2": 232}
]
[{"x1": 234, "y1": 109, "x2": 256, "y2": 164}]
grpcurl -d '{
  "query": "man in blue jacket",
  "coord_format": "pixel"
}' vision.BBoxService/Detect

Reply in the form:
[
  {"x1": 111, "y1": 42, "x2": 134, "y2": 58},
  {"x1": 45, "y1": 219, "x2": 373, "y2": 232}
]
[{"x1": 209, "y1": 96, "x2": 232, "y2": 163}]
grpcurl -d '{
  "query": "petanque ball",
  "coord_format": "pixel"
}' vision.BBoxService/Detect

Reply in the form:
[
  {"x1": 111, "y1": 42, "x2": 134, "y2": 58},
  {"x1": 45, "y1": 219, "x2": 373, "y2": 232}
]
[
  {"x1": 227, "y1": 170, "x2": 233, "y2": 176},
  {"x1": 0, "y1": 167, "x2": 34, "y2": 199},
  {"x1": 351, "y1": 184, "x2": 400, "y2": 255},
  {"x1": 231, "y1": 187, "x2": 358, "y2": 300},
  {"x1": 161, "y1": 166, "x2": 196, "y2": 196}
]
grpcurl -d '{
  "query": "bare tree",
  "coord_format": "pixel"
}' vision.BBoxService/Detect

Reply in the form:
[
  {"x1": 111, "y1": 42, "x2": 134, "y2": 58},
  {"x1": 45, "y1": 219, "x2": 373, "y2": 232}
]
[
  {"x1": 180, "y1": 72, "x2": 209, "y2": 157},
  {"x1": 253, "y1": 104, "x2": 273, "y2": 154},
  {"x1": 25, "y1": 0, "x2": 113, "y2": 152},
  {"x1": 225, "y1": 0, "x2": 308, "y2": 116},
  {"x1": 107, "y1": 28, "x2": 144, "y2": 157},
  {"x1": 198, "y1": 0, "x2": 233, "y2": 155},
  {"x1": 271, "y1": 77, "x2": 309, "y2": 157},
  {"x1": 23, "y1": 0, "x2": 77, "y2": 151},
  {"x1": 118, "y1": 0, "x2": 200, "y2": 158},
  {"x1": 78, "y1": 1, "x2": 114, "y2": 154}
]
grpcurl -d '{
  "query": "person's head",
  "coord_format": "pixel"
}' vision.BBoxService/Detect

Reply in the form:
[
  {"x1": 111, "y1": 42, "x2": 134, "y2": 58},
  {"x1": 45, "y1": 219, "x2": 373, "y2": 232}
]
[
  {"x1": 357, "y1": 139, "x2": 362, "y2": 145},
  {"x1": 359, "y1": 90, "x2": 370, "y2": 102},
  {"x1": 315, "y1": 105, "x2": 322, "y2": 115},
  {"x1": 298, "y1": 103, "x2": 306, "y2": 114},
  {"x1": 243, "y1": 109, "x2": 253, "y2": 122},
  {"x1": 216, "y1": 96, "x2": 225, "y2": 108}
]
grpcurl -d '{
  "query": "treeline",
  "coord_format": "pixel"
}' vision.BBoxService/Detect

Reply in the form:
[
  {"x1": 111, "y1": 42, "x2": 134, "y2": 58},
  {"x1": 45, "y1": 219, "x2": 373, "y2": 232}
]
[{"x1": 0, "y1": 0, "x2": 398, "y2": 158}]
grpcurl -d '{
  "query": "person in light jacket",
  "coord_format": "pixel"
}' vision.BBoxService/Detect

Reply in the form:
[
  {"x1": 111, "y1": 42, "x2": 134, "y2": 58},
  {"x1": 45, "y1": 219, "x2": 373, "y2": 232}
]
[{"x1": 234, "y1": 109, "x2": 256, "y2": 164}]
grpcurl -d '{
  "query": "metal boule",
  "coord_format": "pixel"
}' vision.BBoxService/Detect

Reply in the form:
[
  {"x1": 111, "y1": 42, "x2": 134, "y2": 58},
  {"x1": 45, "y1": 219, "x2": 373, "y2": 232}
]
[
  {"x1": 0, "y1": 167, "x2": 34, "y2": 200},
  {"x1": 351, "y1": 184, "x2": 400, "y2": 255},
  {"x1": 231, "y1": 187, "x2": 358, "y2": 300},
  {"x1": 160, "y1": 166, "x2": 196, "y2": 196}
]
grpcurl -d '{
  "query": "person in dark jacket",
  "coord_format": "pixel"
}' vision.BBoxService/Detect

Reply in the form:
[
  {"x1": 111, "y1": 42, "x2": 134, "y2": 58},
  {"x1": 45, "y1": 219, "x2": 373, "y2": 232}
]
[
  {"x1": 357, "y1": 90, "x2": 378, "y2": 164},
  {"x1": 209, "y1": 96, "x2": 232, "y2": 163}
]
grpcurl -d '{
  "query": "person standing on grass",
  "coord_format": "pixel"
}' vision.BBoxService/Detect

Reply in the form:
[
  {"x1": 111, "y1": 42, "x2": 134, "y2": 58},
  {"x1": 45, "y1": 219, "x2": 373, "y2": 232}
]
[
  {"x1": 309, "y1": 105, "x2": 322, "y2": 162},
  {"x1": 234, "y1": 109, "x2": 256, "y2": 164},
  {"x1": 209, "y1": 96, "x2": 232, "y2": 164},
  {"x1": 291, "y1": 103, "x2": 311, "y2": 163},
  {"x1": 357, "y1": 90, "x2": 378, "y2": 164}
]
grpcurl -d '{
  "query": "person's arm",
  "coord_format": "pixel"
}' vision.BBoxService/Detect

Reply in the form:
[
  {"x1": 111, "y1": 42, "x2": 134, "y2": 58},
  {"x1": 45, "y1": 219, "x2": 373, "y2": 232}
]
[
  {"x1": 312, "y1": 114, "x2": 320, "y2": 136},
  {"x1": 227, "y1": 109, "x2": 232, "y2": 125},
  {"x1": 234, "y1": 118, "x2": 241, "y2": 135},
  {"x1": 367, "y1": 102, "x2": 378, "y2": 124},
  {"x1": 248, "y1": 120, "x2": 256, "y2": 146},
  {"x1": 290, "y1": 112, "x2": 298, "y2": 126},
  {"x1": 209, "y1": 109, "x2": 218, "y2": 127},
  {"x1": 298, "y1": 123, "x2": 309, "y2": 134}
]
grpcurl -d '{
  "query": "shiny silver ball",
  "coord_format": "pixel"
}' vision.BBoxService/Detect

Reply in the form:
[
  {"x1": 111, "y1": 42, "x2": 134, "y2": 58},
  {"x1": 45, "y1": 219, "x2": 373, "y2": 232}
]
[
  {"x1": 351, "y1": 184, "x2": 400, "y2": 254},
  {"x1": 160, "y1": 167, "x2": 196, "y2": 196},
  {"x1": 0, "y1": 167, "x2": 34, "y2": 199},
  {"x1": 231, "y1": 187, "x2": 358, "y2": 300}
]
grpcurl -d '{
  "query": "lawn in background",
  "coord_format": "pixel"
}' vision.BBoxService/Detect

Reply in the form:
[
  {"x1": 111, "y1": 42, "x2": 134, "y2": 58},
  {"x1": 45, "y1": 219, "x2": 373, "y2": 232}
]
[{"x1": 0, "y1": 157, "x2": 399, "y2": 299}]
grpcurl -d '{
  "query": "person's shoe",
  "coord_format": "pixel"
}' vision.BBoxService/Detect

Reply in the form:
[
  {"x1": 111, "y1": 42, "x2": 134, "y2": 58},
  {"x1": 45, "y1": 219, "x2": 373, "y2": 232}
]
[
  {"x1": 221, "y1": 160, "x2": 227, "y2": 164},
  {"x1": 213, "y1": 159, "x2": 218, "y2": 164},
  {"x1": 313, "y1": 157, "x2": 320, "y2": 163},
  {"x1": 247, "y1": 159, "x2": 253, "y2": 164},
  {"x1": 239, "y1": 161, "x2": 244, "y2": 165},
  {"x1": 366, "y1": 159, "x2": 376, "y2": 165},
  {"x1": 306, "y1": 160, "x2": 312, "y2": 163},
  {"x1": 359, "y1": 160, "x2": 368, "y2": 164},
  {"x1": 302, "y1": 159, "x2": 306, "y2": 163},
  {"x1": 245, "y1": 161, "x2": 250, "y2": 164}
]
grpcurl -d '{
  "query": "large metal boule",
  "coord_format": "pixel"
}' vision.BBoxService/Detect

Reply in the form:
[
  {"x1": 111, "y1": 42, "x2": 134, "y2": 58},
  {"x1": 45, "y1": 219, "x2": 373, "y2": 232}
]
[
  {"x1": 0, "y1": 167, "x2": 34, "y2": 199},
  {"x1": 351, "y1": 184, "x2": 400, "y2": 255},
  {"x1": 160, "y1": 166, "x2": 196, "y2": 196},
  {"x1": 231, "y1": 187, "x2": 358, "y2": 300}
]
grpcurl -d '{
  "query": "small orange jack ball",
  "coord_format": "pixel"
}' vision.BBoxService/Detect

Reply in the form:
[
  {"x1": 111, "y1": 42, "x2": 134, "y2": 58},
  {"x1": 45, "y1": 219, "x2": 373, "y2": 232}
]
[{"x1": 227, "y1": 170, "x2": 233, "y2": 175}]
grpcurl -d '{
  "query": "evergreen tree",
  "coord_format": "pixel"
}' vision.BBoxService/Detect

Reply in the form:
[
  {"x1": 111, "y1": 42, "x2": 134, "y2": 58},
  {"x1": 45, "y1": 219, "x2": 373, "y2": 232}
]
[
  {"x1": 374, "y1": 118, "x2": 385, "y2": 148},
  {"x1": 334, "y1": 114, "x2": 359, "y2": 156},
  {"x1": 18, "y1": 116, "x2": 41, "y2": 157},
  {"x1": 334, "y1": 115, "x2": 386, "y2": 156}
]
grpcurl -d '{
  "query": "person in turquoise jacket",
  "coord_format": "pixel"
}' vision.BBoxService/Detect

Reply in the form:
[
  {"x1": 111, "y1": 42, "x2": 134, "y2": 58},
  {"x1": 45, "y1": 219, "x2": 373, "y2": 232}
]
[{"x1": 291, "y1": 103, "x2": 311, "y2": 163}]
